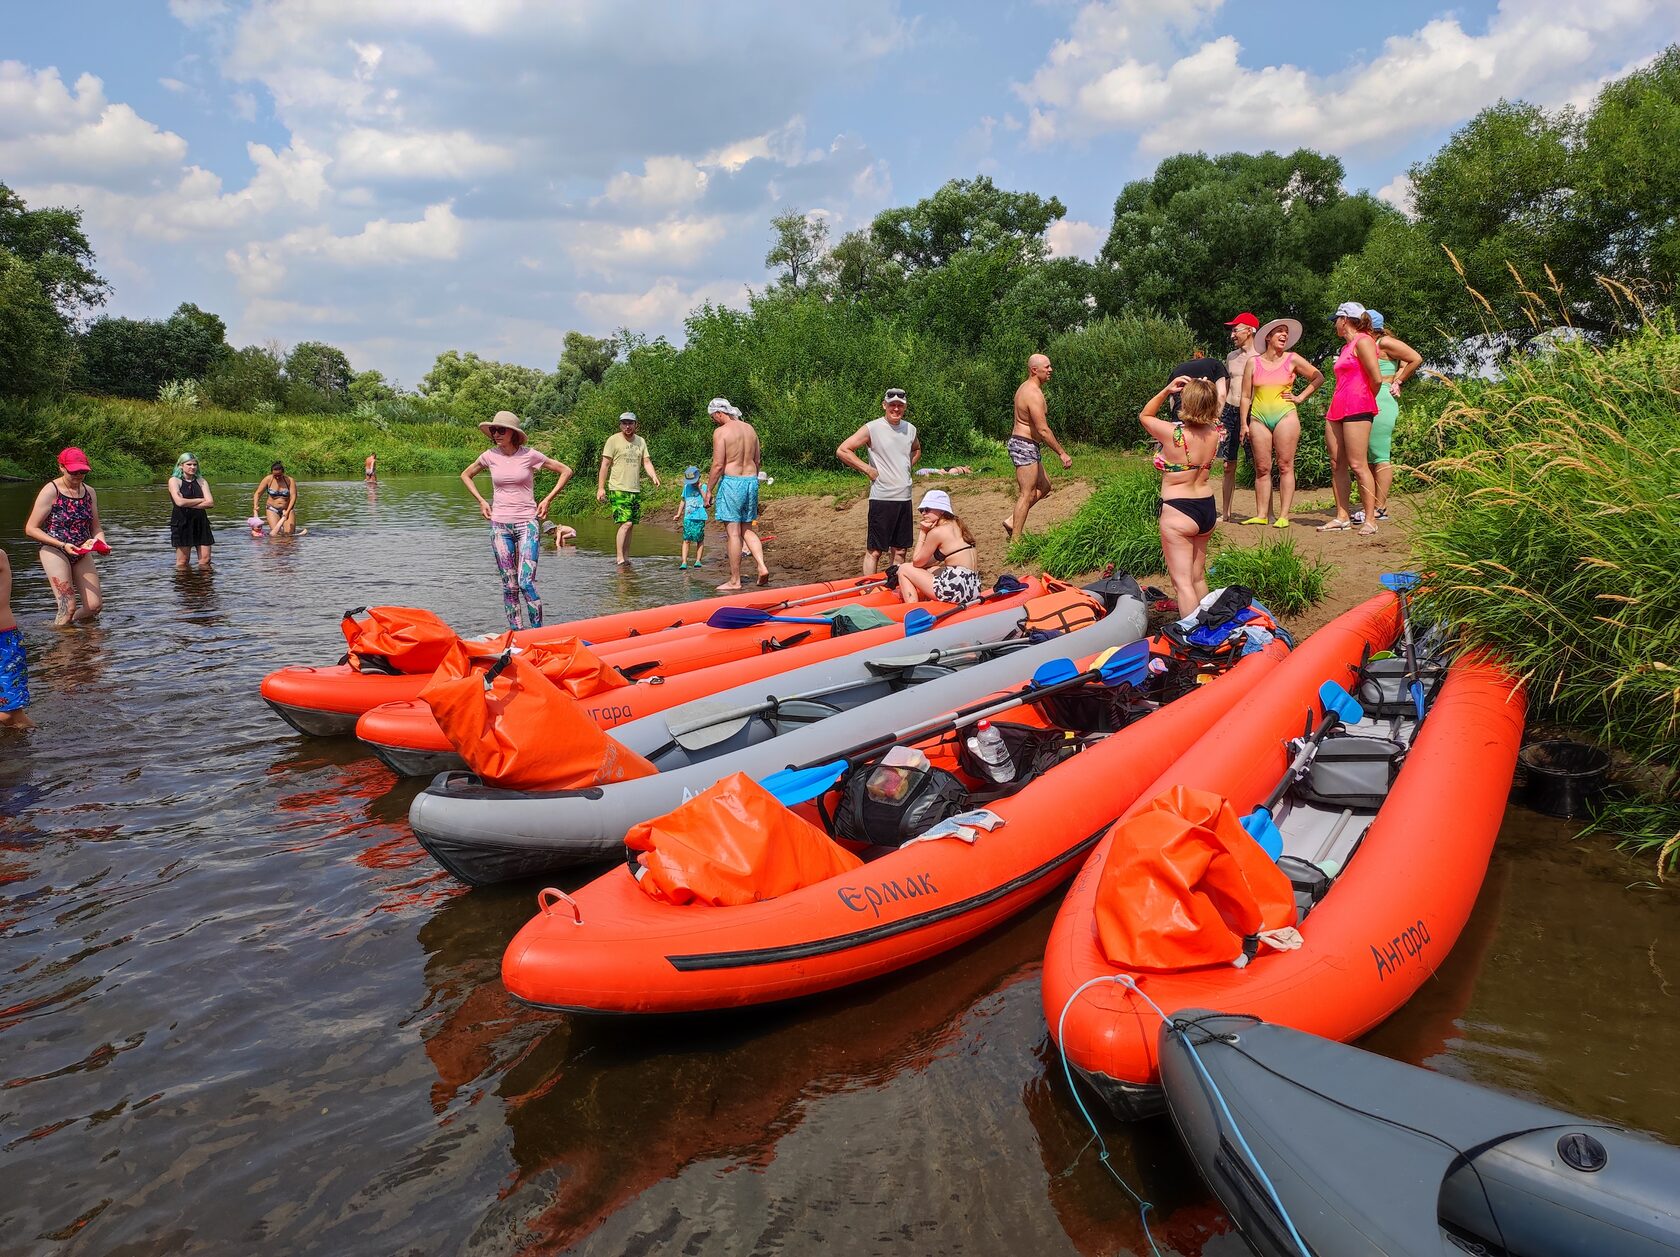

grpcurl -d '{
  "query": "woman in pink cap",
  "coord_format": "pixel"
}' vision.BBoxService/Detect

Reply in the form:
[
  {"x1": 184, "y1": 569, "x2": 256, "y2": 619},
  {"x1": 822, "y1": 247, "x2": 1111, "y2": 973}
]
[{"x1": 24, "y1": 447, "x2": 109, "y2": 625}]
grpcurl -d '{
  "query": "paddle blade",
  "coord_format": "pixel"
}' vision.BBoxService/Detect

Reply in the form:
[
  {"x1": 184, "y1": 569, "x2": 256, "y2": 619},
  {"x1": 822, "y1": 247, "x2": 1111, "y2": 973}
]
[
  {"x1": 761, "y1": 760, "x2": 847, "y2": 806},
  {"x1": 1030, "y1": 657, "x2": 1080, "y2": 687},
  {"x1": 1379, "y1": 571, "x2": 1420, "y2": 593},
  {"x1": 1240, "y1": 807, "x2": 1285, "y2": 860},
  {"x1": 1097, "y1": 639, "x2": 1152, "y2": 688},
  {"x1": 1317, "y1": 680, "x2": 1364, "y2": 727},
  {"x1": 903, "y1": 607, "x2": 936, "y2": 636},
  {"x1": 1410, "y1": 680, "x2": 1427, "y2": 725},
  {"x1": 706, "y1": 606, "x2": 773, "y2": 629}
]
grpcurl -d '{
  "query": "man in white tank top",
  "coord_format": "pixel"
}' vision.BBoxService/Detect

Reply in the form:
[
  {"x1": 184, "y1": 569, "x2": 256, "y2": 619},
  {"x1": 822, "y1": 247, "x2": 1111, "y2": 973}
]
[{"x1": 837, "y1": 387, "x2": 921, "y2": 575}]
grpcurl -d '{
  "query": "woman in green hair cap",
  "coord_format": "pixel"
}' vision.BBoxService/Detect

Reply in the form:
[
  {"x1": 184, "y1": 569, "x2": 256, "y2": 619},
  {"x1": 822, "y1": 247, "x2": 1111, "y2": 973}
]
[{"x1": 168, "y1": 452, "x2": 215, "y2": 568}]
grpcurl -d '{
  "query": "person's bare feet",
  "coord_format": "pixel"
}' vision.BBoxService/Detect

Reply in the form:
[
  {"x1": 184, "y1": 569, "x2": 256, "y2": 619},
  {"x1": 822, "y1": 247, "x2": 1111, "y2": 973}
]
[
  {"x1": 1001, "y1": 517, "x2": 1014, "y2": 540},
  {"x1": 756, "y1": 570, "x2": 771, "y2": 587},
  {"x1": 716, "y1": 582, "x2": 743, "y2": 592}
]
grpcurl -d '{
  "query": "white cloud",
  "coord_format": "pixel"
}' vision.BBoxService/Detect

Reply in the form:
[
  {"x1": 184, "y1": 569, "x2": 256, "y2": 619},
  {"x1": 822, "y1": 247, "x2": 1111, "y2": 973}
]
[
  {"x1": 1046, "y1": 218, "x2": 1104, "y2": 259},
  {"x1": 161, "y1": 77, "x2": 187, "y2": 93},
  {"x1": 576, "y1": 276, "x2": 751, "y2": 329},
  {"x1": 229, "y1": 202, "x2": 465, "y2": 293},
  {"x1": 568, "y1": 215, "x2": 732, "y2": 277},
  {"x1": 168, "y1": 0, "x2": 229, "y2": 25},
  {"x1": 1016, "y1": 0, "x2": 1680, "y2": 157},
  {"x1": 701, "y1": 117, "x2": 810, "y2": 173},
  {"x1": 0, "y1": 63, "x2": 187, "y2": 182},
  {"x1": 335, "y1": 126, "x2": 517, "y2": 180},
  {"x1": 1377, "y1": 174, "x2": 1415, "y2": 215},
  {"x1": 598, "y1": 156, "x2": 710, "y2": 209}
]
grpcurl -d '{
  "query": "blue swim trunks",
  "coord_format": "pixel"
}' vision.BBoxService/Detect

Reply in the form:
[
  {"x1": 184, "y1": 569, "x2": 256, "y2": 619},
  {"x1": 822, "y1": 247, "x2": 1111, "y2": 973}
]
[
  {"x1": 0, "y1": 627, "x2": 30, "y2": 713},
  {"x1": 714, "y1": 474, "x2": 760, "y2": 524}
]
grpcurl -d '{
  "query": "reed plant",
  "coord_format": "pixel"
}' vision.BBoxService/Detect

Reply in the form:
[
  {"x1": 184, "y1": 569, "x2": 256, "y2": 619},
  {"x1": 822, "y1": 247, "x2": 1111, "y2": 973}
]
[
  {"x1": 1206, "y1": 538, "x2": 1333, "y2": 619},
  {"x1": 1409, "y1": 322, "x2": 1680, "y2": 868}
]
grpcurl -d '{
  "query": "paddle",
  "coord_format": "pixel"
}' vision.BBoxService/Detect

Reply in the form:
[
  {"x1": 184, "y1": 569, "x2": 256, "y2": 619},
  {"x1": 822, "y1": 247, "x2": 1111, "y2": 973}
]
[
  {"x1": 1240, "y1": 680, "x2": 1365, "y2": 859},
  {"x1": 761, "y1": 640, "x2": 1153, "y2": 806},
  {"x1": 706, "y1": 607, "x2": 841, "y2": 630},
  {"x1": 1379, "y1": 571, "x2": 1427, "y2": 725},
  {"x1": 708, "y1": 574, "x2": 1027, "y2": 635}
]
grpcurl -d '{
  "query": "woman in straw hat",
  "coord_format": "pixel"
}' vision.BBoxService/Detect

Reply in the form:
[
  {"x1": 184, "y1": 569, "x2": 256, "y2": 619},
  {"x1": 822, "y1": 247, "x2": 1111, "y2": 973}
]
[
  {"x1": 460, "y1": 411, "x2": 573, "y2": 629},
  {"x1": 1238, "y1": 318, "x2": 1323, "y2": 527},
  {"x1": 897, "y1": 489, "x2": 981, "y2": 607}
]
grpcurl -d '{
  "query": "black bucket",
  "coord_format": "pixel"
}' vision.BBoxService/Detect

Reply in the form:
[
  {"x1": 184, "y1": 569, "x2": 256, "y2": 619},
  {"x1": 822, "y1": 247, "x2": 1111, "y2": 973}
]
[{"x1": 1518, "y1": 739, "x2": 1611, "y2": 819}]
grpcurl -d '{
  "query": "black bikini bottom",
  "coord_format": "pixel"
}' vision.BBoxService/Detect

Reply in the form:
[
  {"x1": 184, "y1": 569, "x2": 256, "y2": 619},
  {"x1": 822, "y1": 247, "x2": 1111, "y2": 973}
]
[{"x1": 1161, "y1": 496, "x2": 1218, "y2": 535}]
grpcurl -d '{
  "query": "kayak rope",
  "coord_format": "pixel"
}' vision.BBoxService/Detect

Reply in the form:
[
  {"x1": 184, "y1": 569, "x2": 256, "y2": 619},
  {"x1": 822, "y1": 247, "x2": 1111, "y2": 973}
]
[
  {"x1": 1054, "y1": 977, "x2": 1164, "y2": 1257},
  {"x1": 1117, "y1": 976, "x2": 1312, "y2": 1257}
]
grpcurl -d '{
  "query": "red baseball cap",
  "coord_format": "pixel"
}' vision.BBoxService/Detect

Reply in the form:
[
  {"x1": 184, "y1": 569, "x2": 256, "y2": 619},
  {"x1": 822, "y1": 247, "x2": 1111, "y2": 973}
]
[
  {"x1": 58, "y1": 447, "x2": 91, "y2": 472},
  {"x1": 1225, "y1": 312, "x2": 1260, "y2": 329}
]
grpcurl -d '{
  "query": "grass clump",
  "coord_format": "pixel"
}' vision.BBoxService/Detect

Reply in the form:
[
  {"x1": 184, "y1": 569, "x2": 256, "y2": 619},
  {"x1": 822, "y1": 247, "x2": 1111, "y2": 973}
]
[
  {"x1": 1006, "y1": 460, "x2": 1163, "y2": 580},
  {"x1": 1207, "y1": 538, "x2": 1333, "y2": 619},
  {"x1": 1409, "y1": 323, "x2": 1680, "y2": 870}
]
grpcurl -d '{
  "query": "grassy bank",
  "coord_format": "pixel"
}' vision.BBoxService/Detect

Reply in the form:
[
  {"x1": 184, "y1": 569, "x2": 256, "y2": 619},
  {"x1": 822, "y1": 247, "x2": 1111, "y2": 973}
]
[{"x1": 1411, "y1": 324, "x2": 1680, "y2": 869}]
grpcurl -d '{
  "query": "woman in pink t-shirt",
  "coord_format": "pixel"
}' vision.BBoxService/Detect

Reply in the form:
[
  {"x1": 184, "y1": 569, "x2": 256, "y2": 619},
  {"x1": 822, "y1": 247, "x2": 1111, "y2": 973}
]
[
  {"x1": 460, "y1": 411, "x2": 573, "y2": 628},
  {"x1": 1321, "y1": 301, "x2": 1384, "y2": 536}
]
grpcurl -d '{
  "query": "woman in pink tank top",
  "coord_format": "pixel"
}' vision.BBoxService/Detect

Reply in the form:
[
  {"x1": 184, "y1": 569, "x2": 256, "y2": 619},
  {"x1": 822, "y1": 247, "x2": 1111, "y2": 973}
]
[{"x1": 1321, "y1": 301, "x2": 1384, "y2": 535}]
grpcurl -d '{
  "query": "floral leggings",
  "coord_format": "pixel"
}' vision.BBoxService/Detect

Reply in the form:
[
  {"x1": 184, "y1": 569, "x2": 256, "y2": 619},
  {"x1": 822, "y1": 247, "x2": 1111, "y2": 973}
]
[{"x1": 490, "y1": 521, "x2": 543, "y2": 629}]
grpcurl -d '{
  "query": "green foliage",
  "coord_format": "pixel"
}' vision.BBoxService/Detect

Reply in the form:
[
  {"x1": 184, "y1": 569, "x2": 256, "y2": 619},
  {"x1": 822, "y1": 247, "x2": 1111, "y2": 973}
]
[
  {"x1": 1100, "y1": 149, "x2": 1383, "y2": 349},
  {"x1": 0, "y1": 251, "x2": 75, "y2": 397},
  {"x1": 765, "y1": 210, "x2": 833, "y2": 291},
  {"x1": 158, "y1": 379, "x2": 201, "y2": 411},
  {"x1": 1206, "y1": 538, "x2": 1333, "y2": 618},
  {"x1": 1325, "y1": 216, "x2": 1468, "y2": 368},
  {"x1": 1408, "y1": 324, "x2": 1680, "y2": 866},
  {"x1": 418, "y1": 348, "x2": 551, "y2": 421},
  {"x1": 0, "y1": 181, "x2": 107, "y2": 323},
  {"x1": 75, "y1": 302, "x2": 228, "y2": 399},
  {"x1": 1045, "y1": 315, "x2": 1194, "y2": 444},
  {"x1": 871, "y1": 176, "x2": 1065, "y2": 272},
  {"x1": 1006, "y1": 461, "x2": 1164, "y2": 580},
  {"x1": 205, "y1": 343, "x2": 285, "y2": 411},
  {"x1": 349, "y1": 369, "x2": 397, "y2": 405},
  {"x1": 283, "y1": 340, "x2": 353, "y2": 410},
  {"x1": 560, "y1": 331, "x2": 617, "y2": 385}
]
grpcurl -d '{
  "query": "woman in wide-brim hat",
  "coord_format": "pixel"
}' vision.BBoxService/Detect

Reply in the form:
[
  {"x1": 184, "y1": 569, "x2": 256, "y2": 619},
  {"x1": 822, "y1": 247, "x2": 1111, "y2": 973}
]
[
  {"x1": 897, "y1": 489, "x2": 982, "y2": 608},
  {"x1": 23, "y1": 447, "x2": 109, "y2": 625},
  {"x1": 460, "y1": 411, "x2": 573, "y2": 630},
  {"x1": 1238, "y1": 318, "x2": 1322, "y2": 528}
]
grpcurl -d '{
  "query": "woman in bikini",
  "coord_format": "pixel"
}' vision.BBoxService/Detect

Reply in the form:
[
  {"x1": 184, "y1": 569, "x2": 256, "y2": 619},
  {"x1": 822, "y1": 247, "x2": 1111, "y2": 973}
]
[
  {"x1": 24, "y1": 447, "x2": 108, "y2": 626},
  {"x1": 1239, "y1": 318, "x2": 1323, "y2": 528},
  {"x1": 252, "y1": 462, "x2": 301, "y2": 536},
  {"x1": 1321, "y1": 301, "x2": 1385, "y2": 535},
  {"x1": 1356, "y1": 311, "x2": 1423, "y2": 525},
  {"x1": 897, "y1": 489, "x2": 982, "y2": 608},
  {"x1": 1141, "y1": 377, "x2": 1222, "y2": 616}
]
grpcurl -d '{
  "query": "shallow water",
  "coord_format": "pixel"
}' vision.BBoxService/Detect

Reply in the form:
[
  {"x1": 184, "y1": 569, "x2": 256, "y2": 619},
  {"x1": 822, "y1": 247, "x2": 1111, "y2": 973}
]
[{"x1": 2, "y1": 476, "x2": 1677, "y2": 1256}]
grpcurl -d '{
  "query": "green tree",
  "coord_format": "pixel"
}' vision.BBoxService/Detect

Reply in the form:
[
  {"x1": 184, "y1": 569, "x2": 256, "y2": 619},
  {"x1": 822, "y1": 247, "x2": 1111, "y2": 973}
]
[
  {"x1": 162, "y1": 302, "x2": 228, "y2": 381},
  {"x1": 829, "y1": 229, "x2": 905, "y2": 305},
  {"x1": 349, "y1": 369, "x2": 397, "y2": 405},
  {"x1": 561, "y1": 330, "x2": 618, "y2": 385},
  {"x1": 527, "y1": 363, "x2": 583, "y2": 422},
  {"x1": 0, "y1": 182, "x2": 107, "y2": 323},
  {"x1": 0, "y1": 252, "x2": 75, "y2": 396},
  {"x1": 765, "y1": 210, "x2": 834, "y2": 290},
  {"x1": 871, "y1": 176, "x2": 1065, "y2": 272},
  {"x1": 1326, "y1": 213, "x2": 1469, "y2": 368},
  {"x1": 204, "y1": 343, "x2": 285, "y2": 411},
  {"x1": 1100, "y1": 149, "x2": 1382, "y2": 348},
  {"x1": 283, "y1": 340, "x2": 353, "y2": 407}
]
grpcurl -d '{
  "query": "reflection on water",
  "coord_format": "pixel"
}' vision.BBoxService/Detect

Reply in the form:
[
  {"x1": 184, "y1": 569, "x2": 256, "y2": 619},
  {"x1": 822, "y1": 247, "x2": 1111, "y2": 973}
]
[{"x1": 1, "y1": 476, "x2": 1678, "y2": 1254}]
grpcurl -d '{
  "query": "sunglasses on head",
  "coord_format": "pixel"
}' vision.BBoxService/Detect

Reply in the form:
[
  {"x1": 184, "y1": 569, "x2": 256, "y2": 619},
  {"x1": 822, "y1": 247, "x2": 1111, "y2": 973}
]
[{"x1": 885, "y1": 391, "x2": 907, "y2": 402}]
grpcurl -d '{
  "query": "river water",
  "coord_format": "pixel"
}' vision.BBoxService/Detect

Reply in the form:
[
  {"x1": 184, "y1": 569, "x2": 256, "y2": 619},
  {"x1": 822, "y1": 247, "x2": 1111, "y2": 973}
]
[{"x1": 1, "y1": 475, "x2": 1676, "y2": 1256}]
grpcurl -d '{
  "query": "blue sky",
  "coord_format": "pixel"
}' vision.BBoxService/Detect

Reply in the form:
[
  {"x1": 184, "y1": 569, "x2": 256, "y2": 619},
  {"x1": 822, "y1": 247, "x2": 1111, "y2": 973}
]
[{"x1": 4, "y1": 1, "x2": 1675, "y2": 386}]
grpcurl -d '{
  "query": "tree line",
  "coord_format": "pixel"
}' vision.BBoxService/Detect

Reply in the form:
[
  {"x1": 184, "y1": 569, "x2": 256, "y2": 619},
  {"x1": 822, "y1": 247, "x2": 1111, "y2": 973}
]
[{"x1": 3, "y1": 45, "x2": 1675, "y2": 471}]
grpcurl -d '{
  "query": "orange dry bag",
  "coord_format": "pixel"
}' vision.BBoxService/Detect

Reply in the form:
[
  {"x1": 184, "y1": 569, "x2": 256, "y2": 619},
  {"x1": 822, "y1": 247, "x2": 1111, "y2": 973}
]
[
  {"x1": 1094, "y1": 786, "x2": 1297, "y2": 971},
  {"x1": 627, "y1": 771, "x2": 863, "y2": 907},
  {"x1": 468, "y1": 632, "x2": 629, "y2": 698},
  {"x1": 420, "y1": 641, "x2": 655, "y2": 791},
  {"x1": 341, "y1": 605, "x2": 459, "y2": 675}
]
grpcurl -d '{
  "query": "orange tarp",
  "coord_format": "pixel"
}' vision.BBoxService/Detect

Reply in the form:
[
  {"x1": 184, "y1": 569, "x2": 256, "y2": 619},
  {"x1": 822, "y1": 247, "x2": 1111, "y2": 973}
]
[
  {"x1": 628, "y1": 772, "x2": 863, "y2": 907},
  {"x1": 469, "y1": 632, "x2": 629, "y2": 698},
  {"x1": 1095, "y1": 786, "x2": 1297, "y2": 971},
  {"x1": 341, "y1": 606, "x2": 458, "y2": 675},
  {"x1": 420, "y1": 641, "x2": 655, "y2": 791}
]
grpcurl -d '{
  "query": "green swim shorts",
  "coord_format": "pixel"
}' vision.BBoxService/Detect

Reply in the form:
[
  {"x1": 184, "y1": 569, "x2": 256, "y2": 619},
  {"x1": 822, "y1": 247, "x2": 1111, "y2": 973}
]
[{"x1": 607, "y1": 489, "x2": 642, "y2": 525}]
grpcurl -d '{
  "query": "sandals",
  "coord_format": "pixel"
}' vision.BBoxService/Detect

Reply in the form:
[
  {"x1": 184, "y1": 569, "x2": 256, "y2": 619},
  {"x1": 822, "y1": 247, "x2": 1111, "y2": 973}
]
[
  {"x1": 1240, "y1": 516, "x2": 1270, "y2": 526},
  {"x1": 1358, "y1": 524, "x2": 1379, "y2": 536},
  {"x1": 1318, "y1": 519, "x2": 1352, "y2": 532},
  {"x1": 1272, "y1": 518, "x2": 1291, "y2": 529}
]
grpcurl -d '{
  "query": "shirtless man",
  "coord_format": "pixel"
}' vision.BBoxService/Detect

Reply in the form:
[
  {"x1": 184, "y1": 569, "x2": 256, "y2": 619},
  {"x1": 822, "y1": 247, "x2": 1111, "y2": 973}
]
[
  {"x1": 1004, "y1": 354, "x2": 1072, "y2": 542},
  {"x1": 1220, "y1": 313, "x2": 1260, "y2": 520},
  {"x1": 705, "y1": 397, "x2": 771, "y2": 590}
]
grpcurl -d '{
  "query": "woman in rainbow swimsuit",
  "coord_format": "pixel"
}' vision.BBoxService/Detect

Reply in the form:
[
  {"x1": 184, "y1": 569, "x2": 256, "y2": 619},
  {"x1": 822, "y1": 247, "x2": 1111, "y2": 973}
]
[{"x1": 1238, "y1": 317, "x2": 1323, "y2": 528}]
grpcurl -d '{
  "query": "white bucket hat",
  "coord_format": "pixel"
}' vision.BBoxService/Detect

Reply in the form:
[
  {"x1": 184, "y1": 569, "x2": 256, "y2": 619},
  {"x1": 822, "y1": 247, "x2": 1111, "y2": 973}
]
[
  {"x1": 707, "y1": 397, "x2": 741, "y2": 417},
  {"x1": 918, "y1": 489, "x2": 954, "y2": 515},
  {"x1": 478, "y1": 410, "x2": 527, "y2": 437}
]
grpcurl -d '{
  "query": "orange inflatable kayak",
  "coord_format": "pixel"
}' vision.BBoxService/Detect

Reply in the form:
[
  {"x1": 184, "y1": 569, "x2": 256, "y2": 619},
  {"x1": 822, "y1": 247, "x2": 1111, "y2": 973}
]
[
  {"x1": 358, "y1": 579, "x2": 1052, "y2": 774},
  {"x1": 500, "y1": 639, "x2": 1288, "y2": 1015},
  {"x1": 1041, "y1": 591, "x2": 1526, "y2": 1119},
  {"x1": 260, "y1": 576, "x2": 888, "y2": 735}
]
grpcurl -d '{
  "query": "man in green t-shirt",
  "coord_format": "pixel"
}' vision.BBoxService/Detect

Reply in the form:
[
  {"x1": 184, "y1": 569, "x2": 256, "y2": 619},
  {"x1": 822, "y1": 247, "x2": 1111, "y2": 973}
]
[{"x1": 597, "y1": 411, "x2": 661, "y2": 566}]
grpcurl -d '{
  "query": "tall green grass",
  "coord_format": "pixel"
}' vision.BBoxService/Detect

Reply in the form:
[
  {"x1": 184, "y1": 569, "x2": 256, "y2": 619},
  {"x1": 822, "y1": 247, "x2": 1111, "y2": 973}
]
[
  {"x1": 1410, "y1": 323, "x2": 1680, "y2": 869},
  {"x1": 1207, "y1": 538, "x2": 1333, "y2": 619},
  {"x1": 1006, "y1": 461, "x2": 1165, "y2": 579}
]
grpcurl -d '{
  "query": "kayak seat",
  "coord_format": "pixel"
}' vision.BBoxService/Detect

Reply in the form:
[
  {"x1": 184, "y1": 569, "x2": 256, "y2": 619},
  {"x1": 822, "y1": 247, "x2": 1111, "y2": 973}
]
[
  {"x1": 1292, "y1": 735, "x2": 1407, "y2": 811},
  {"x1": 1354, "y1": 653, "x2": 1448, "y2": 717},
  {"x1": 770, "y1": 698, "x2": 844, "y2": 734},
  {"x1": 887, "y1": 663, "x2": 957, "y2": 687},
  {"x1": 1276, "y1": 855, "x2": 1332, "y2": 919}
]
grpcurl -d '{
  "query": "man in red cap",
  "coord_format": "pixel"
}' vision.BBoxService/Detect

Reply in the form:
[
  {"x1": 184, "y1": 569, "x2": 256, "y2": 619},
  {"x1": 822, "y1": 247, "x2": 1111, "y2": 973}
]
[{"x1": 1220, "y1": 312, "x2": 1260, "y2": 520}]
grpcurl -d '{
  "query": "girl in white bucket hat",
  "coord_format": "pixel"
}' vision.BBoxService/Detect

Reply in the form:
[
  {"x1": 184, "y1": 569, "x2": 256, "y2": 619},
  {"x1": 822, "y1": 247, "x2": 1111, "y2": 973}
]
[{"x1": 897, "y1": 489, "x2": 982, "y2": 608}]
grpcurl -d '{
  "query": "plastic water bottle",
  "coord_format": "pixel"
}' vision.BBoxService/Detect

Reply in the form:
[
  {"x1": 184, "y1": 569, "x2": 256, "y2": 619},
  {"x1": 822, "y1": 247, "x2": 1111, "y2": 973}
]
[{"x1": 967, "y1": 719, "x2": 1013, "y2": 784}]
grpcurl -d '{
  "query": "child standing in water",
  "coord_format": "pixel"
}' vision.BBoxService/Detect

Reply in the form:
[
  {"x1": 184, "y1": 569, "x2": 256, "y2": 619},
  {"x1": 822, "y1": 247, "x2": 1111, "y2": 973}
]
[
  {"x1": 675, "y1": 466, "x2": 708, "y2": 568},
  {"x1": 0, "y1": 548, "x2": 33, "y2": 728}
]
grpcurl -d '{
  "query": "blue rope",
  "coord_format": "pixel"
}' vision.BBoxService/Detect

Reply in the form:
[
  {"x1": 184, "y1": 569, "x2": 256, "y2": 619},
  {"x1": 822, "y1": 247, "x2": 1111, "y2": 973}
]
[
  {"x1": 1118, "y1": 977, "x2": 1312, "y2": 1257},
  {"x1": 1054, "y1": 976, "x2": 1164, "y2": 1257}
]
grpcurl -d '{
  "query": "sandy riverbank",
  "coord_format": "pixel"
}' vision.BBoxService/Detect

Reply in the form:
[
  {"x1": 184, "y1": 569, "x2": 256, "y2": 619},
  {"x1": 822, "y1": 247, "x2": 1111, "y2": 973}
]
[{"x1": 751, "y1": 461, "x2": 1417, "y2": 637}]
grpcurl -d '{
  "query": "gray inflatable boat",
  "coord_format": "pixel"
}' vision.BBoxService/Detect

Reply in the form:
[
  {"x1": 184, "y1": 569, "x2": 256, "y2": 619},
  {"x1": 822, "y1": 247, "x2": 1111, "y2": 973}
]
[
  {"x1": 1160, "y1": 1010, "x2": 1680, "y2": 1257},
  {"x1": 409, "y1": 577, "x2": 1147, "y2": 884}
]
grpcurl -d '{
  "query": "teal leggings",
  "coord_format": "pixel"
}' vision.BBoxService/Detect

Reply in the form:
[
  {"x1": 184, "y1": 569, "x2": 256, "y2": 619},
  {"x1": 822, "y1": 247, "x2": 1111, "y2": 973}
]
[{"x1": 490, "y1": 521, "x2": 542, "y2": 629}]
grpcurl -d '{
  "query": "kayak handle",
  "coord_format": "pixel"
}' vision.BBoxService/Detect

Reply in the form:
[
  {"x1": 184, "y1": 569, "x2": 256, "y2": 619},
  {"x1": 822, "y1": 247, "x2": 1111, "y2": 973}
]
[{"x1": 537, "y1": 887, "x2": 583, "y2": 924}]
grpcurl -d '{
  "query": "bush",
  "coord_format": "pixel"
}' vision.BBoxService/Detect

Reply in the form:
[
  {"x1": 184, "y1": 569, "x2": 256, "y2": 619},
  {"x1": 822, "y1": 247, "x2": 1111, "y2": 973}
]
[
  {"x1": 158, "y1": 379, "x2": 201, "y2": 411},
  {"x1": 1045, "y1": 315, "x2": 1195, "y2": 445},
  {"x1": 1206, "y1": 537, "x2": 1333, "y2": 617},
  {"x1": 1006, "y1": 461, "x2": 1164, "y2": 579}
]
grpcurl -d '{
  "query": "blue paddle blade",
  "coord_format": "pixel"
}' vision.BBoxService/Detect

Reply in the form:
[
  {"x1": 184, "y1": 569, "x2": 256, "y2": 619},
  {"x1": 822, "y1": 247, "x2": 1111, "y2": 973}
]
[
  {"x1": 1318, "y1": 680, "x2": 1364, "y2": 727},
  {"x1": 1097, "y1": 639, "x2": 1152, "y2": 687},
  {"x1": 1410, "y1": 680, "x2": 1427, "y2": 724},
  {"x1": 706, "y1": 607, "x2": 831, "y2": 630},
  {"x1": 761, "y1": 760, "x2": 848, "y2": 807},
  {"x1": 1379, "y1": 571, "x2": 1420, "y2": 592},
  {"x1": 1240, "y1": 807, "x2": 1285, "y2": 860},
  {"x1": 903, "y1": 607, "x2": 936, "y2": 636},
  {"x1": 1030, "y1": 657, "x2": 1080, "y2": 687}
]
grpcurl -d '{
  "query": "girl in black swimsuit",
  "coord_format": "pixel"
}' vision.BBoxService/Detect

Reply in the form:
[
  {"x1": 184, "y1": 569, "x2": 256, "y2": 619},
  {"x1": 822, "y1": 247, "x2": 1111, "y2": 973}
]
[{"x1": 1141, "y1": 376, "x2": 1222, "y2": 616}]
